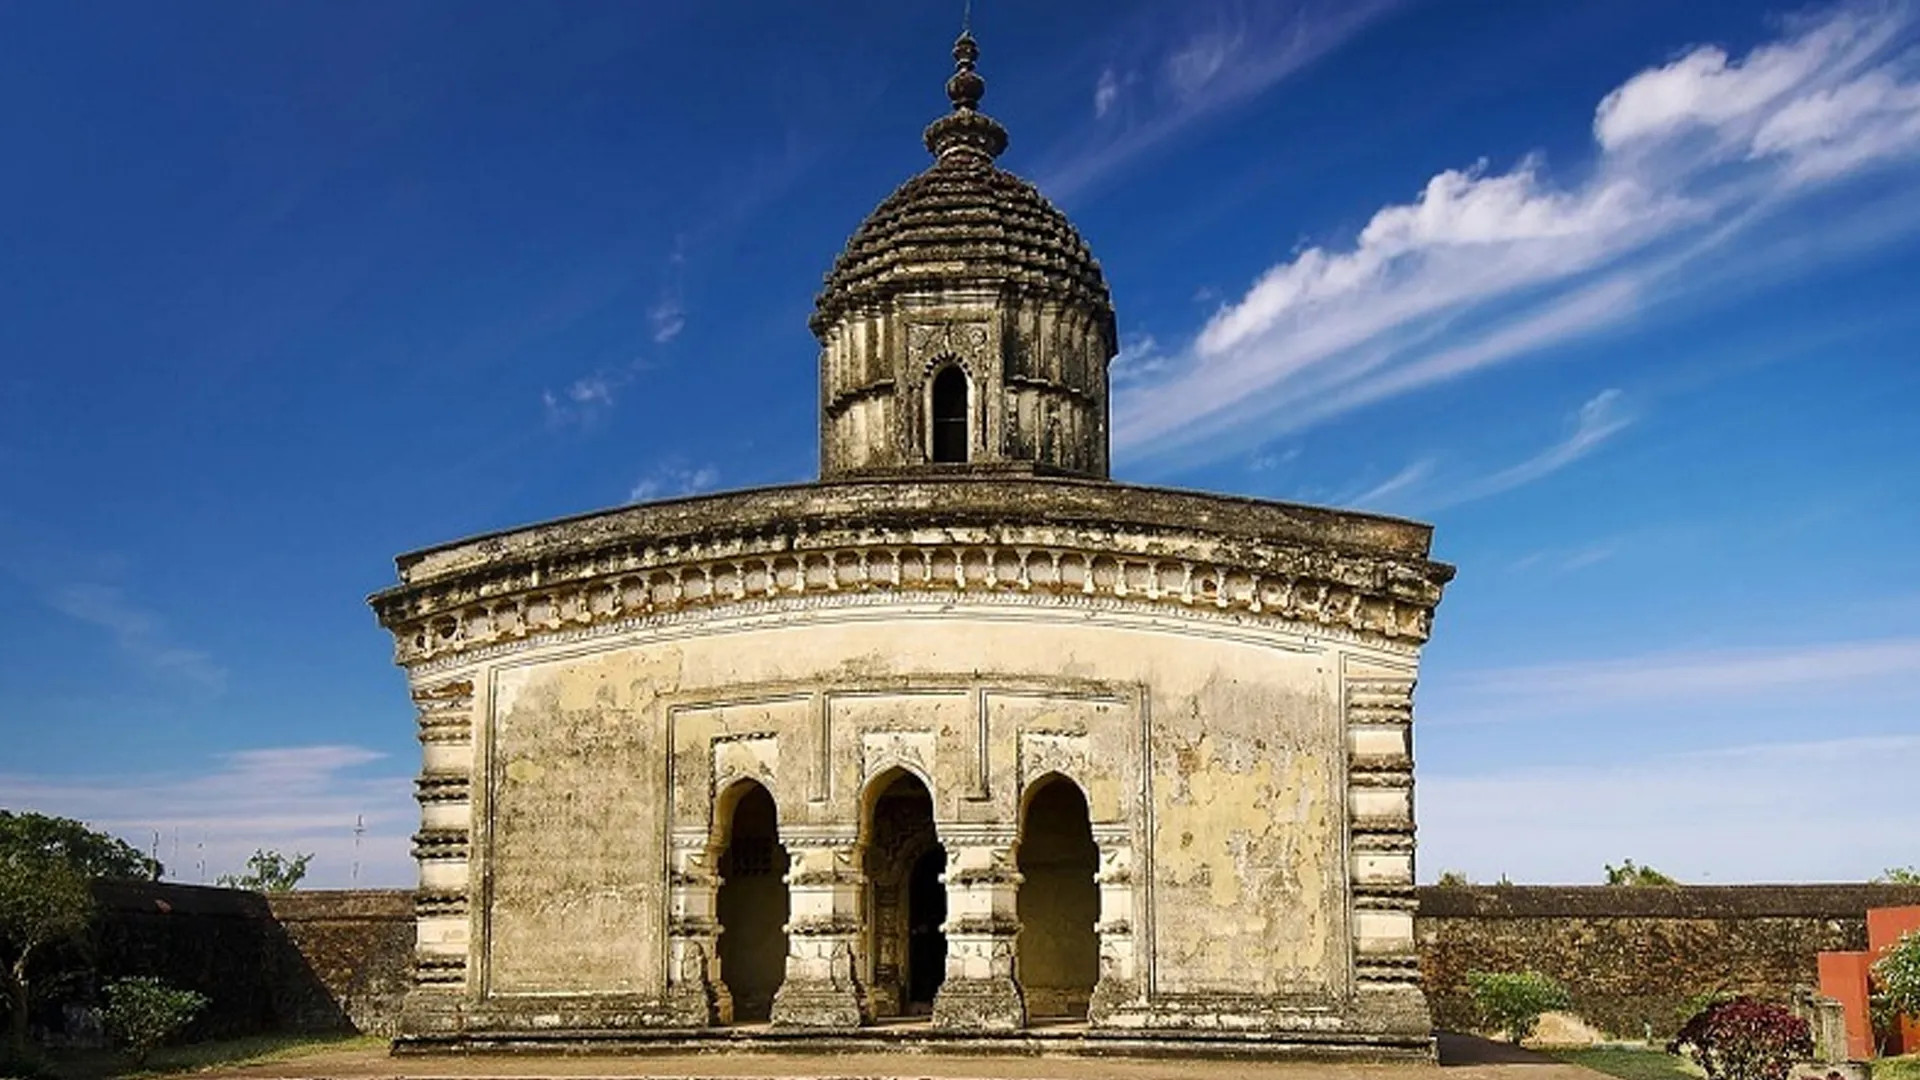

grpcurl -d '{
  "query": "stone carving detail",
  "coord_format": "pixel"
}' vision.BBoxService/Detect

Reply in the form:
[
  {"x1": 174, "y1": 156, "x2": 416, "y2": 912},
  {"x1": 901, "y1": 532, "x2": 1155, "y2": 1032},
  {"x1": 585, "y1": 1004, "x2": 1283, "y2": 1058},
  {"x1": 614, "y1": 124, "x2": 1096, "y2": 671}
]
[
  {"x1": 412, "y1": 678, "x2": 473, "y2": 742},
  {"x1": 386, "y1": 539, "x2": 1439, "y2": 666},
  {"x1": 906, "y1": 321, "x2": 991, "y2": 375},
  {"x1": 408, "y1": 677, "x2": 473, "y2": 991},
  {"x1": 861, "y1": 730, "x2": 935, "y2": 784},
  {"x1": 1018, "y1": 731, "x2": 1089, "y2": 790},
  {"x1": 712, "y1": 733, "x2": 779, "y2": 795}
]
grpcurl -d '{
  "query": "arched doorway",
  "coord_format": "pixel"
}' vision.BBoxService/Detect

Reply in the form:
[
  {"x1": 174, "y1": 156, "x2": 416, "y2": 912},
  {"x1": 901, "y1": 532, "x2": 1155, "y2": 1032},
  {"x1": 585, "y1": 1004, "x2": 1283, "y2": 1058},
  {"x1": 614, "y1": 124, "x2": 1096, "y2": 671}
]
[
  {"x1": 1016, "y1": 774, "x2": 1099, "y2": 1020},
  {"x1": 715, "y1": 780, "x2": 789, "y2": 1023},
  {"x1": 930, "y1": 365, "x2": 969, "y2": 463},
  {"x1": 861, "y1": 768, "x2": 946, "y2": 1017}
]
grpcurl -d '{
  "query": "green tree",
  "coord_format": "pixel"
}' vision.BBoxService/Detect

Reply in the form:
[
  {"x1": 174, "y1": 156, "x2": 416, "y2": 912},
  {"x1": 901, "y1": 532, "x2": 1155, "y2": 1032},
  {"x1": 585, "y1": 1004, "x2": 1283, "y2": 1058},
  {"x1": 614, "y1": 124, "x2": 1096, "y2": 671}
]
[
  {"x1": 0, "y1": 811, "x2": 158, "y2": 882},
  {"x1": 1605, "y1": 859, "x2": 1679, "y2": 886},
  {"x1": 215, "y1": 849, "x2": 312, "y2": 893},
  {"x1": 1436, "y1": 869, "x2": 1472, "y2": 888},
  {"x1": 100, "y1": 977, "x2": 207, "y2": 1065},
  {"x1": 0, "y1": 811, "x2": 154, "y2": 1058},
  {"x1": 1873, "y1": 866, "x2": 1920, "y2": 885}
]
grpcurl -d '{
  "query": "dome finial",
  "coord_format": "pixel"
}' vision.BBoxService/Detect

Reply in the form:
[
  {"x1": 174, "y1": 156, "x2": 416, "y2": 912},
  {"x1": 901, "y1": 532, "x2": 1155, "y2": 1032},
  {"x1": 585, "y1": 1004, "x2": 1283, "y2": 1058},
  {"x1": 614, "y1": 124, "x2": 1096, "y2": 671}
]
[{"x1": 924, "y1": 15, "x2": 1008, "y2": 161}]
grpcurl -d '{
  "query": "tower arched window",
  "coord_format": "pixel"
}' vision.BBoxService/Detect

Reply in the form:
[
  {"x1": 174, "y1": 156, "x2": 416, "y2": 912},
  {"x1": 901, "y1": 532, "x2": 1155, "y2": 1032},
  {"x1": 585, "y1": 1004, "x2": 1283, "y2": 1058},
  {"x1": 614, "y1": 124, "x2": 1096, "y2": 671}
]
[{"x1": 930, "y1": 366, "x2": 969, "y2": 464}]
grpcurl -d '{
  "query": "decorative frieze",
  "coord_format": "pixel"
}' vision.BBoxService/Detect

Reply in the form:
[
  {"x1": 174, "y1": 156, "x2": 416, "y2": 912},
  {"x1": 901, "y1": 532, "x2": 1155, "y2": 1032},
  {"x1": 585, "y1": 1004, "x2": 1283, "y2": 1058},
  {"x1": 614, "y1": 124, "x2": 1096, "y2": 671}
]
[{"x1": 382, "y1": 538, "x2": 1440, "y2": 666}]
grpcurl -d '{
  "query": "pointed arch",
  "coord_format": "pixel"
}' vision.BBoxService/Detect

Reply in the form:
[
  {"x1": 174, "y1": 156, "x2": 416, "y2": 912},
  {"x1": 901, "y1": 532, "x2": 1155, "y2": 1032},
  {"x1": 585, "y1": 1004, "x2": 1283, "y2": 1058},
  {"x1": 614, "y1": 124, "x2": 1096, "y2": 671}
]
[{"x1": 1016, "y1": 772, "x2": 1099, "y2": 1019}]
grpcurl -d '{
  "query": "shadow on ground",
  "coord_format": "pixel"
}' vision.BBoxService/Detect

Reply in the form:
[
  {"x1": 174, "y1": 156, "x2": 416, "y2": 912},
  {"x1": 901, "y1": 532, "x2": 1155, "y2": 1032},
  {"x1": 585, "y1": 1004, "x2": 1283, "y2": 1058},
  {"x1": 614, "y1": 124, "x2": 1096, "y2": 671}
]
[{"x1": 1438, "y1": 1032, "x2": 1565, "y2": 1066}]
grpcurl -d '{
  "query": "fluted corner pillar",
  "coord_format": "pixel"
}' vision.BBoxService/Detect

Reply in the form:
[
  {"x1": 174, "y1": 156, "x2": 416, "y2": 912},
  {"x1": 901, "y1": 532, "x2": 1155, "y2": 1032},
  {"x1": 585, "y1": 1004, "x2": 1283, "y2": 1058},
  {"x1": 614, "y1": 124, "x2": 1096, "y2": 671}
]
[
  {"x1": 932, "y1": 831, "x2": 1026, "y2": 1031},
  {"x1": 770, "y1": 831, "x2": 868, "y2": 1029},
  {"x1": 664, "y1": 836, "x2": 729, "y2": 1027},
  {"x1": 1087, "y1": 828, "x2": 1144, "y2": 1024}
]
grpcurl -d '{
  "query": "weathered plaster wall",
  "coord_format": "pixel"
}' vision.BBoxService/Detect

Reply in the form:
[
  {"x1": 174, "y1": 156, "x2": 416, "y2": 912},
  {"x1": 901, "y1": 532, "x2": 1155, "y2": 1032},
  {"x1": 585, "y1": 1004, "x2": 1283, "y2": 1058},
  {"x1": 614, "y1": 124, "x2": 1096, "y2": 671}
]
[
  {"x1": 1418, "y1": 884, "x2": 1920, "y2": 1037},
  {"x1": 460, "y1": 603, "x2": 1373, "y2": 1018}
]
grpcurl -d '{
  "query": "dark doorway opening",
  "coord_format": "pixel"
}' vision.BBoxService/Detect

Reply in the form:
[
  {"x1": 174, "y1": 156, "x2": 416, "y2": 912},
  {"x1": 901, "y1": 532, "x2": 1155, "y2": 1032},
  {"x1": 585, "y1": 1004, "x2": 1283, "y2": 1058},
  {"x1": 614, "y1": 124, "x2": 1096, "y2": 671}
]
[
  {"x1": 716, "y1": 781, "x2": 788, "y2": 1023},
  {"x1": 907, "y1": 847, "x2": 948, "y2": 1007},
  {"x1": 1016, "y1": 774, "x2": 1099, "y2": 1019},
  {"x1": 930, "y1": 366, "x2": 969, "y2": 463},
  {"x1": 861, "y1": 769, "x2": 946, "y2": 1017}
]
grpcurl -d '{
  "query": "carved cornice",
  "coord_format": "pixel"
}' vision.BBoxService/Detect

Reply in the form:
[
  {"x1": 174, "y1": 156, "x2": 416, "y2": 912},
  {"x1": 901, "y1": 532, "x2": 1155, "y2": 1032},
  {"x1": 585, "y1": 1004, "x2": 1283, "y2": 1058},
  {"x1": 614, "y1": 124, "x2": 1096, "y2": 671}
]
[
  {"x1": 1349, "y1": 831, "x2": 1416, "y2": 852},
  {"x1": 414, "y1": 954, "x2": 467, "y2": 985},
  {"x1": 414, "y1": 775, "x2": 470, "y2": 803},
  {"x1": 415, "y1": 890, "x2": 469, "y2": 918},
  {"x1": 377, "y1": 530, "x2": 1446, "y2": 667},
  {"x1": 411, "y1": 828, "x2": 471, "y2": 861}
]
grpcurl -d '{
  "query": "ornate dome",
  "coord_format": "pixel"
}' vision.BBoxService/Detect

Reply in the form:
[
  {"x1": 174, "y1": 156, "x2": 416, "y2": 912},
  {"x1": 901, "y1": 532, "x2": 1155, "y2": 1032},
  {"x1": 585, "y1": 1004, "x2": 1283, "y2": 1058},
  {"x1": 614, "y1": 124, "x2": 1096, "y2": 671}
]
[{"x1": 809, "y1": 32, "x2": 1114, "y2": 339}]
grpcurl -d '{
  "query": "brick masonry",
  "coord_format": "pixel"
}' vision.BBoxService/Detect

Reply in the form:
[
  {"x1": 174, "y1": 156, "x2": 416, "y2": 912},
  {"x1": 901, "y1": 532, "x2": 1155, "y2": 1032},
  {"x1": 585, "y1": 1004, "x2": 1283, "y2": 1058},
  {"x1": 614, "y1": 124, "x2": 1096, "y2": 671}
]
[{"x1": 83, "y1": 881, "x2": 1920, "y2": 1040}]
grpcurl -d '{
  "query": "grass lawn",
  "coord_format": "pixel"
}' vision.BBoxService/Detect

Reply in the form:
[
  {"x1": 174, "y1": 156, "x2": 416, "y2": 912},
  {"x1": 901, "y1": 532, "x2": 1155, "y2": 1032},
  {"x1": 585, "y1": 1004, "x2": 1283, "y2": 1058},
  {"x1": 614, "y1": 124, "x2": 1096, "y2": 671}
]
[
  {"x1": 43, "y1": 1032, "x2": 384, "y2": 1080},
  {"x1": 1547, "y1": 1045, "x2": 1703, "y2": 1080},
  {"x1": 1876, "y1": 1055, "x2": 1920, "y2": 1080}
]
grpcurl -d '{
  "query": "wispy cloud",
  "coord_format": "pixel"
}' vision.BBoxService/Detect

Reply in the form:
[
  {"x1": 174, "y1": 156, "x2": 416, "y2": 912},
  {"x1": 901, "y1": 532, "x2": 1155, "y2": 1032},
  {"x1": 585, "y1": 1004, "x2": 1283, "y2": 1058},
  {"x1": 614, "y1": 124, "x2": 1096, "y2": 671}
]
[
  {"x1": 1424, "y1": 635, "x2": 1920, "y2": 727},
  {"x1": 541, "y1": 356, "x2": 653, "y2": 429},
  {"x1": 628, "y1": 459, "x2": 721, "y2": 504},
  {"x1": 1039, "y1": 1, "x2": 1402, "y2": 199},
  {"x1": 42, "y1": 582, "x2": 225, "y2": 693},
  {"x1": 1421, "y1": 734, "x2": 1920, "y2": 883},
  {"x1": 1347, "y1": 389, "x2": 1635, "y2": 513},
  {"x1": 1114, "y1": 3, "x2": 1920, "y2": 468},
  {"x1": 0, "y1": 745, "x2": 414, "y2": 888},
  {"x1": 1350, "y1": 457, "x2": 1435, "y2": 507}
]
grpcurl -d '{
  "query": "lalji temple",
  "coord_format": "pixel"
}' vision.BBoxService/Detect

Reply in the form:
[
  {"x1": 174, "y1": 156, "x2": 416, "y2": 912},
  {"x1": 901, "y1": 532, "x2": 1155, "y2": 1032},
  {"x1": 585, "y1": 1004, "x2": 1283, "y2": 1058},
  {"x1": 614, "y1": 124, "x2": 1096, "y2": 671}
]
[{"x1": 370, "y1": 28, "x2": 1453, "y2": 1057}]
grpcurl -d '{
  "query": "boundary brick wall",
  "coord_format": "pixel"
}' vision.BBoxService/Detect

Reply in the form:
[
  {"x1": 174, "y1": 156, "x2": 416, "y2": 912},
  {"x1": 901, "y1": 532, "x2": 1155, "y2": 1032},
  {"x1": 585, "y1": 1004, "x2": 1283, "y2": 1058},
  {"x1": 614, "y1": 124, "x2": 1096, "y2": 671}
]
[
  {"x1": 82, "y1": 882, "x2": 1920, "y2": 1039},
  {"x1": 89, "y1": 881, "x2": 412, "y2": 1038},
  {"x1": 1418, "y1": 884, "x2": 1920, "y2": 1037}
]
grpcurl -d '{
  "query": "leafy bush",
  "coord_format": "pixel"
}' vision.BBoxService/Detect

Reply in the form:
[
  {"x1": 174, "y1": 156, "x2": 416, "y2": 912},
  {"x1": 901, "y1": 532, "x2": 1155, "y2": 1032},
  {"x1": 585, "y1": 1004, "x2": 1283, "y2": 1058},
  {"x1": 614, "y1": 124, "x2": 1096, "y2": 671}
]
[
  {"x1": 1877, "y1": 930, "x2": 1920, "y2": 1023},
  {"x1": 1436, "y1": 869, "x2": 1472, "y2": 888},
  {"x1": 1467, "y1": 970, "x2": 1572, "y2": 1043},
  {"x1": 1606, "y1": 859, "x2": 1679, "y2": 886},
  {"x1": 100, "y1": 977, "x2": 208, "y2": 1064},
  {"x1": 1667, "y1": 997, "x2": 1812, "y2": 1080},
  {"x1": 1873, "y1": 866, "x2": 1920, "y2": 886}
]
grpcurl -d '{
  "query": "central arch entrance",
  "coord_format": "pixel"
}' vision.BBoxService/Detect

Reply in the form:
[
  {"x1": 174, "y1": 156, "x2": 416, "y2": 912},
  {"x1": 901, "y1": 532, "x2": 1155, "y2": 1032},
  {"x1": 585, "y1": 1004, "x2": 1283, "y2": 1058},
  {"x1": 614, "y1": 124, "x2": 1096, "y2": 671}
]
[{"x1": 861, "y1": 768, "x2": 946, "y2": 1018}]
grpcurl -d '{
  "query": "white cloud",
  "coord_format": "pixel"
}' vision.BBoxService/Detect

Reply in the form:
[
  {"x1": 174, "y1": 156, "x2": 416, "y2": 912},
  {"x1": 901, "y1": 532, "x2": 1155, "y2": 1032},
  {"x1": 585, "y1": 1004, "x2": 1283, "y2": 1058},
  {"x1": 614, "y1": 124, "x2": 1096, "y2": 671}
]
[
  {"x1": 1037, "y1": 1, "x2": 1402, "y2": 199},
  {"x1": 1094, "y1": 67, "x2": 1122, "y2": 118},
  {"x1": 42, "y1": 582, "x2": 225, "y2": 693},
  {"x1": 1421, "y1": 734, "x2": 1920, "y2": 883},
  {"x1": 628, "y1": 460, "x2": 721, "y2": 503},
  {"x1": 1115, "y1": 3, "x2": 1920, "y2": 468},
  {"x1": 0, "y1": 745, "x2": 414, "y2": 888}
]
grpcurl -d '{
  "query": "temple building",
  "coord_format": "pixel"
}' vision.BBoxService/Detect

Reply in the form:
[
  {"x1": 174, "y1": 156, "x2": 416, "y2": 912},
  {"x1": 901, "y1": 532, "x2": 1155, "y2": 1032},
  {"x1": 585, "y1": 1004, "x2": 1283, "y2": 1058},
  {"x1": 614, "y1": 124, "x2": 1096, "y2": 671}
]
[{"x1": 370, "y1": 29, "x2": 1453, "y2": 1056}]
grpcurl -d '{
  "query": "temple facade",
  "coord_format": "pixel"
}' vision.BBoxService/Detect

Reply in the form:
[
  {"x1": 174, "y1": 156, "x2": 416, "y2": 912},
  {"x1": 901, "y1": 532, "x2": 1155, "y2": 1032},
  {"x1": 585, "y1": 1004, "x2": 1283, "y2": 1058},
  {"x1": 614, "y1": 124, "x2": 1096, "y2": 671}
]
[{"x1": 370, "y1": 30, "x2": 1453, "y2": 1056}]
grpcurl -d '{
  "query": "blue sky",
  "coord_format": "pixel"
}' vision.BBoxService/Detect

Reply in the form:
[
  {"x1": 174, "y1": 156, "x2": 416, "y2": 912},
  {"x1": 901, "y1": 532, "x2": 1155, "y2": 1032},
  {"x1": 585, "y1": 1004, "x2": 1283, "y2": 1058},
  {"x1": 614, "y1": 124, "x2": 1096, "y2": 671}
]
[{"x1": 2, "y1": 0, "x2": 1916, "y2": 888}]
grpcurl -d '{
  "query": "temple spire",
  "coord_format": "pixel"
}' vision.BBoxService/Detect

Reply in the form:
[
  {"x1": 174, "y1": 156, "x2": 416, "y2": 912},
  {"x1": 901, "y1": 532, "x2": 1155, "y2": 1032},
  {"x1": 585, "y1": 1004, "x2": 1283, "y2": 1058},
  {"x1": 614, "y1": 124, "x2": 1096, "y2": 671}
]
[{"x1": 923, "y1": 25, "x2": 1008, "y2": 161}]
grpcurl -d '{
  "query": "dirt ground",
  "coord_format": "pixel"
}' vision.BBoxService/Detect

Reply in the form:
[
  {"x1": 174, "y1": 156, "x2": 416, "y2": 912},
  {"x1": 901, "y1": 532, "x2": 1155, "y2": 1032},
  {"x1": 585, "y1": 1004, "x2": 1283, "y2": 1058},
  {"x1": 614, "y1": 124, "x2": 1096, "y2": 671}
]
[{"x1": 194, "y1": 1034, "x2": 1602, "y2": 1080}]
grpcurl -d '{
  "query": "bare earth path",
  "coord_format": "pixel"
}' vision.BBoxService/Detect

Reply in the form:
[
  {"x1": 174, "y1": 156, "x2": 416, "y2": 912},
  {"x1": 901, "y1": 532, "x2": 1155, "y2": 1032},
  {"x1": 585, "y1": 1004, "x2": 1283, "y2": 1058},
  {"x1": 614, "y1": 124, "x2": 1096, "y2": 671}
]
[{"x1": 194, "y1": 1035, "x2": 1599, "y2": 1080}]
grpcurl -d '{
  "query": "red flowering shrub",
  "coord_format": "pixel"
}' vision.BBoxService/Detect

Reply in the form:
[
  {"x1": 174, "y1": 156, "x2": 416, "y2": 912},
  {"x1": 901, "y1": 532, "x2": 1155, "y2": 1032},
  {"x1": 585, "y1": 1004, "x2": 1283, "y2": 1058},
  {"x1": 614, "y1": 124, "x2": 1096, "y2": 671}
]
[{"x1": 1667, "y1": 997, "x2": 1813, "y2": 1080}]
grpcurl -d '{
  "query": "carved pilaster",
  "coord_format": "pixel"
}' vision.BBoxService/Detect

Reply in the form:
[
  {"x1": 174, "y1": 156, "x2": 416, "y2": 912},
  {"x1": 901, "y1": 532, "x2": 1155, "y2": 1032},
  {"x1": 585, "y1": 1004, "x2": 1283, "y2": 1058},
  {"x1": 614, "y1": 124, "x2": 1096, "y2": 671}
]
[
  {"x1": 409, "y1": 677, "x2": 473, "y2": 992},
  {"x1": 932, "y1": 831, "x2": 1026, "y2": 1031},
  {"x1": 770, "y1": 831, "x2": 868, "y2": 1029},
  {"x1": 1086, "y1": 829, "x2": 1143, "y2": 1024},
  {"x1": 1345, "y1": 669, "x2": 1430, "y2": 1034},
  {"x1": 664, "y1": 839, "x2": 730, "y2": 1026}
]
